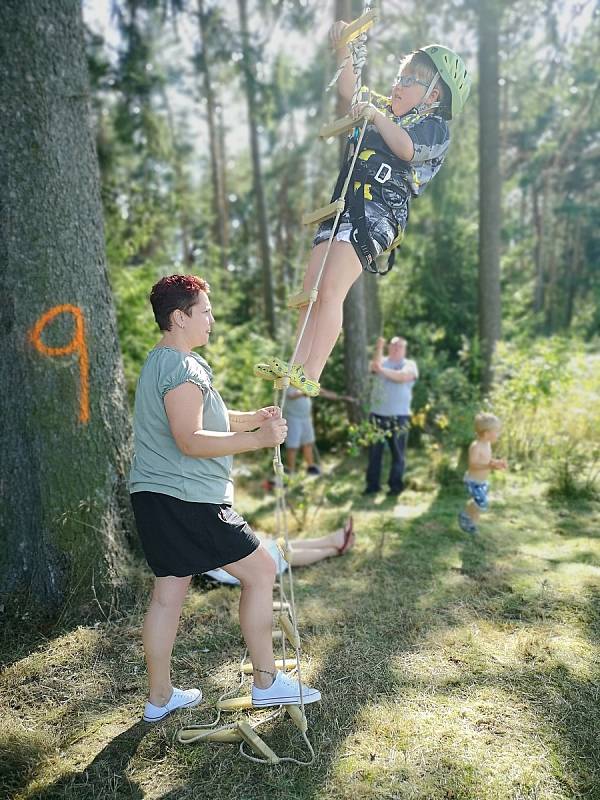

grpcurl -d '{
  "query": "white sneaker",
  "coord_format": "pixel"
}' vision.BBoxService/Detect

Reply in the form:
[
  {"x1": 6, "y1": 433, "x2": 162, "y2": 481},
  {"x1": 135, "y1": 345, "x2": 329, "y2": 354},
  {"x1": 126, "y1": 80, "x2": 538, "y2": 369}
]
[
  {"x1": 252, "y1": 670, "x2": 321, "y2": 708},
  {"x1": 143, "y1": 687, "x2": 203, "y2": 723}
]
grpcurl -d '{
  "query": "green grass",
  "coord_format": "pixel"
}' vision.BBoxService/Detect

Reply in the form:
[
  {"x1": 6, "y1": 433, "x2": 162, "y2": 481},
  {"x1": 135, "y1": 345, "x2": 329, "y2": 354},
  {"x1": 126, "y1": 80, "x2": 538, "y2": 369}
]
[{"x1": 1, "y1": 454, "x2": 599, "y2": 800}]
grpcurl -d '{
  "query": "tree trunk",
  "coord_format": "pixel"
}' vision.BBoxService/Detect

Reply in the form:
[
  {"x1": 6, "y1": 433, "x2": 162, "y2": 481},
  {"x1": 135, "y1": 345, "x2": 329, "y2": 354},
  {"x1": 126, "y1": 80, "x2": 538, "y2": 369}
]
[
  {"x1": 197, "y1": 0, "x2": 229, "y2": 270},
  {"x1": 237, "y1": 0, "x2": 276, "y2": 338},
  {"x1": 532, "y1": 183, "x2": 545, "y2": 314},
  {"x1": 544, "y1": 213, "x2": 568, "y2": 333},
  {"x1": 0, "y1": 1, "x2": 133, "y2": 615},
  {"x1": 161, "y1": 87, "x2": 194, "y2": 267},
  {"x1": 364, "y1": 274, "x2": 382, "y2": 343},
  {"x1": 337, "y1": 0, "x2": 369, "y2": 421},
  {"x1": 564, "y1": 218, "x2": 581, "y2": 329},
  {"x1": 343, "y1": 281, "x2": 369, "y2": 422},
  {"x1": 477, "y1": 0, "x2": 502, "y2": 393},
  {"x1": 275, "y1": 164, "x2": 291, "y2": 313}
]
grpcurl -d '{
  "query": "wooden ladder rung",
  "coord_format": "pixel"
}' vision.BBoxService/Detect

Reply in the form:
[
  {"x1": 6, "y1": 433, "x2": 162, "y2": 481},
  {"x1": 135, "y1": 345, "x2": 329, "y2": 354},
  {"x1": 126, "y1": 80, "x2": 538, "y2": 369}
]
[
  {"x1": 275, "y1": 537, "x2": 291, "y2": 564},
  {"x1": 287, "y1": 288, "x2": 318, "y2": 309},
  {"x1": 302, "y1": 198, "x2": 345, "y2": 225},
  {"x1": 274, "y1": 376, "x2": 290, "y2": 390},
  {"x1": 177, "y1": 725, "x2": 243, "y2": 744},
  {"x1": 279, "y1": 612, "x2": 301, "y2": 649},
  {"x1": 273, "y1": 599, "x2": 291, "y2": 612},
  {"x1": 340, "y1": 8, "x2": 378, "y2": 45},
  {"x1": 237, "y1": 721, "x2": 280, "y2": 764},
  {"x1": 217, "y1": 694, "x2": 253, "y2": 711},
  {"x1": 285, "y1": 704, "x2": 308, "y2": 733},
  {"x1": 241, "y1": 657, "x2": 297, "y2": 675},
  {"x1": 319, "y1": 115, "x2": 358, "y2": 139}
]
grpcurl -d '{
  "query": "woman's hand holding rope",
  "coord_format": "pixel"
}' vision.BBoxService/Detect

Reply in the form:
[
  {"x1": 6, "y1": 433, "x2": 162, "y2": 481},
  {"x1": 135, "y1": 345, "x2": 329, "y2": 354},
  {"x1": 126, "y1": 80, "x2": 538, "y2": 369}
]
[{"x1": 254, "y1": 413, "x2": 287, "y2": 449}]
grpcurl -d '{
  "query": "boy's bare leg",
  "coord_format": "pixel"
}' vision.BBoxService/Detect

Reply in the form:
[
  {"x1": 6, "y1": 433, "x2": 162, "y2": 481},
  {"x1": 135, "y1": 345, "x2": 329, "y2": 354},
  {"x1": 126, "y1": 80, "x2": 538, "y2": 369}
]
[
  {"x1": 294, "y1": 242, "x2": 362, "y2": 377},
  {"x1": 466, "y1": 500, "x2": 480, "y2": 525},
  {"x1": 301, "y1": 242, "x2": 362, "y2": 381},
  {"x1": 293, "y1": 242, "x2": 329, "y2": 364}
]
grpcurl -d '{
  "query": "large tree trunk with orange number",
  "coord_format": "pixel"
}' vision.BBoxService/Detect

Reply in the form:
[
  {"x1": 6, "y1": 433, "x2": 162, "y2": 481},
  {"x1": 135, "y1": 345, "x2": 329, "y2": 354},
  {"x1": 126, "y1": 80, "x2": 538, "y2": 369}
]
[{"x1": 0, "y1": 0, "x2": 133, "y2": 615}]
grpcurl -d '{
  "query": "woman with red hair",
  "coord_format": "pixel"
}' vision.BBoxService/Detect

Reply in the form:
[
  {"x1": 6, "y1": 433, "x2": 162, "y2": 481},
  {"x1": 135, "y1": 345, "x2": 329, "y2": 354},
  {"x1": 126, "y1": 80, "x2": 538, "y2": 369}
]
[{"x1": 130, "y1": 275, "x2": 321, "y2": 723}]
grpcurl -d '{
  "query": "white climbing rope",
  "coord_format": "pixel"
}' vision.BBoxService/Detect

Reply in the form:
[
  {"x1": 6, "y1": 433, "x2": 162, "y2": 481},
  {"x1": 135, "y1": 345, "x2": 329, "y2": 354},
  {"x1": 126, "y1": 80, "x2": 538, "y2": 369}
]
[{"x1": 177, "y1": 5, "x2": 375, "y2": 766}]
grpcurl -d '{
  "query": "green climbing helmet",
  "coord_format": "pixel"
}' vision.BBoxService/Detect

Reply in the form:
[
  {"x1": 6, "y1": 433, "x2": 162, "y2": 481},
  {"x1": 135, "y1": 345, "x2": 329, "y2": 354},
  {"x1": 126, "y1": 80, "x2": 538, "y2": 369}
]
[{"x1": 419, "y1": 44, "x2": 471, "y2": 119}]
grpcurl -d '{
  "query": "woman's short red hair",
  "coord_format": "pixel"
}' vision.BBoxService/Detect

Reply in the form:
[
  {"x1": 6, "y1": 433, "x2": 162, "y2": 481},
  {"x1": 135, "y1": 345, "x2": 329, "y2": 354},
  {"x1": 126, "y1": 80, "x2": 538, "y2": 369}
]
[{"x1": 150, "y1": 274, "x2": 210, "y2": 331}]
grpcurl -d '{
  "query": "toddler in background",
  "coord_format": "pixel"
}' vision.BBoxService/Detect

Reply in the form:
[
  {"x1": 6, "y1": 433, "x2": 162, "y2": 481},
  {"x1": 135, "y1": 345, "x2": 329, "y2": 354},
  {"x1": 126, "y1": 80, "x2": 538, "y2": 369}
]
[{"x1": 458, "y1": 412, "x2": 507, "y2": 534}]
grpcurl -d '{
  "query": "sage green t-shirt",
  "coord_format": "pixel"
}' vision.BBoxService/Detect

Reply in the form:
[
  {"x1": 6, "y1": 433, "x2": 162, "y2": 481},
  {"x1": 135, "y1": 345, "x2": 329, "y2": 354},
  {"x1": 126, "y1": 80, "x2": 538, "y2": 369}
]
[{"x1": 129, "y1": 347, "x2": 233, "y2": 504}]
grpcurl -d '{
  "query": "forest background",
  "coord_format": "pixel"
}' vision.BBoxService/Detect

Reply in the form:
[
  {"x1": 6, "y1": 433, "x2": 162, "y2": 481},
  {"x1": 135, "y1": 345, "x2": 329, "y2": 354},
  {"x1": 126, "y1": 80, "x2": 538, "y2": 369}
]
[
  {"x1": 1, "y1": 2, "x2": 600, "y2": 798},
  {"x1": 90, "y1": 0, "x2": 599, "y2": 490}
]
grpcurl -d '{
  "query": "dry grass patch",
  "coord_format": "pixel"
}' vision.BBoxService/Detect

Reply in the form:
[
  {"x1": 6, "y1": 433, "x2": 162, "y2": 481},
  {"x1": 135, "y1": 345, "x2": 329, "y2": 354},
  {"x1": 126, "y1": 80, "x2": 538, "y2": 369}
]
[{"x1": 1, "y1": 457, "x2": 599, "y2": 799}]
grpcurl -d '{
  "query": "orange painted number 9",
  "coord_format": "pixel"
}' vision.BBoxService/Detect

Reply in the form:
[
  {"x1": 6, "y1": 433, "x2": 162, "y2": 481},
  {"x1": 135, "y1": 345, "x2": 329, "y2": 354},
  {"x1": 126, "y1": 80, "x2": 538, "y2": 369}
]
[{"x1": 28, "y1": 304, "x2": 90, "y2": 424}]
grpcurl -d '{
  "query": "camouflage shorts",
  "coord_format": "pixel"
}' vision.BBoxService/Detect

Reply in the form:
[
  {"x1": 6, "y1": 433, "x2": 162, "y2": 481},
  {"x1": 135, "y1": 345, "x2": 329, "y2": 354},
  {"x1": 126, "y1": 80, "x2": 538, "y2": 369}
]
[{"x1": 313, "y1": 200, "x2": 404, "y2": 255}]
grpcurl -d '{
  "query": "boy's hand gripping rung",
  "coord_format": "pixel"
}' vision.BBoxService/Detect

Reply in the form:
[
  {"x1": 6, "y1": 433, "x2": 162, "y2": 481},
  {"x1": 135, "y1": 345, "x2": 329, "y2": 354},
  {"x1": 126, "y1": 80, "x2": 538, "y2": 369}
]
[
  {"x1": 319, "y1": 100, "x2": 372, "y2": 139},
  {"x1": 339, "y1": 8, "x2": 378, "y2": 45}
]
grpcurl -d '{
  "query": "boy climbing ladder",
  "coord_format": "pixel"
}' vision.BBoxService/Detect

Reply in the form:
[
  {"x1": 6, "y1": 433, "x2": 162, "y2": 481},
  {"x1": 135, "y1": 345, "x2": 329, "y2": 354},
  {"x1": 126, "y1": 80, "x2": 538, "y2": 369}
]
[{"x1": 255, "y1": 14, "x2": 470, "y2": 397}]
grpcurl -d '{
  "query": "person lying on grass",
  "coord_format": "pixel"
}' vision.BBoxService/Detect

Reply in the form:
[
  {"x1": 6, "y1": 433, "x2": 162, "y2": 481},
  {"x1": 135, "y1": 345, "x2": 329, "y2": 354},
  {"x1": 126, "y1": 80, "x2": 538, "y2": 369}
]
[{"x1": 204, "y1": 517, "x2": 355, "y2": 585}]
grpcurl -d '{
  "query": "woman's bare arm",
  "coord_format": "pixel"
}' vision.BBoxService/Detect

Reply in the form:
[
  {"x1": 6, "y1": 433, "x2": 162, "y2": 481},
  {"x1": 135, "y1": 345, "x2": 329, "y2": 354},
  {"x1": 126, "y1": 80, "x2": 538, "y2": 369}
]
[{"x1": 165, "y1": 383, "x2": 286, "y2": 457}]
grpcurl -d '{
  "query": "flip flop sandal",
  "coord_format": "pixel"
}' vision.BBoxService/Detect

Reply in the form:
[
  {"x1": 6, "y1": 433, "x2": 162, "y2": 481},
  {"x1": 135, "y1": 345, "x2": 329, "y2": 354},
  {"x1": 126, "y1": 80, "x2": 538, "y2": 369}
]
[
  {"x1": 268, "y1": 357, "x2": 291, "y2": 377},
  {"x1": 269, "y1": 359, "x2": 320, "y2": 397},
  {"x1": 337, "y1": 516, "x2": 354, "y2": 555},
  {"x1": 291, "y1": 370, "x2": 320, "y2": 397},
  {"x1": 254, "y1": 362, "x2": 278, "y2": 380}
]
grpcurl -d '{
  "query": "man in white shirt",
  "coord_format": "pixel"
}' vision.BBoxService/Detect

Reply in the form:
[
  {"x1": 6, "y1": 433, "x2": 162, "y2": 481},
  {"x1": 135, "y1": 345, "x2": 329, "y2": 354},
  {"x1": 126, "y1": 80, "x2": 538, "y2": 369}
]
[{"x1": 365, "y1": 336, "x2": 418, "y2": 496}]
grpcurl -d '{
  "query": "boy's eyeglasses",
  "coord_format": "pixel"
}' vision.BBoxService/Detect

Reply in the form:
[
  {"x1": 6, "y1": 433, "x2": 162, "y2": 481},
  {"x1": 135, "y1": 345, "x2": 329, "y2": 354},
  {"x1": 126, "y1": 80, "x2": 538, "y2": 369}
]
[{"x1": 394, "y1": 75, "x2": 429, "y2": 89}]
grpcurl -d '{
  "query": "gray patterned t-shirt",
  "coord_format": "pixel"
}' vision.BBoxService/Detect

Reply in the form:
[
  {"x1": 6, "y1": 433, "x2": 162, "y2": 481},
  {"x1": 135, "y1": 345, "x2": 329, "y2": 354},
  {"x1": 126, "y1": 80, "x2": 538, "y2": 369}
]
[
  {"x1": 367, "y1": 91, "x2": 451, "y2": 198},
  {"x1": 129, "y1": 347, "x2": 233, "y2": 504}
]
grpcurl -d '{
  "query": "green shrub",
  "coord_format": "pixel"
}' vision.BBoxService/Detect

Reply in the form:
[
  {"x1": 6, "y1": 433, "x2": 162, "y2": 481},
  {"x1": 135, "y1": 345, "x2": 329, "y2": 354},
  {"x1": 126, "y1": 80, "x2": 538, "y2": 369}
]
[
  {"x1": 432, "y1": 451, "x2": 461, "y2": 487},
  {"x1": 489, "y1": 338, "x2": 599, "y2": 468},
  {"x1": 547, "y1": 447, "x2": 599, "y2": 503}
]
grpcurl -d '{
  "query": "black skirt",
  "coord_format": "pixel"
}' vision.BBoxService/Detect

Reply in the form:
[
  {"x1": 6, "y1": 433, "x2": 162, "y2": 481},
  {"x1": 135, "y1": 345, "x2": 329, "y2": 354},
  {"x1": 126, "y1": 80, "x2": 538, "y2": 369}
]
[{"x1": 130, "y1": 491, "x2": 260, "y2": 578}]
